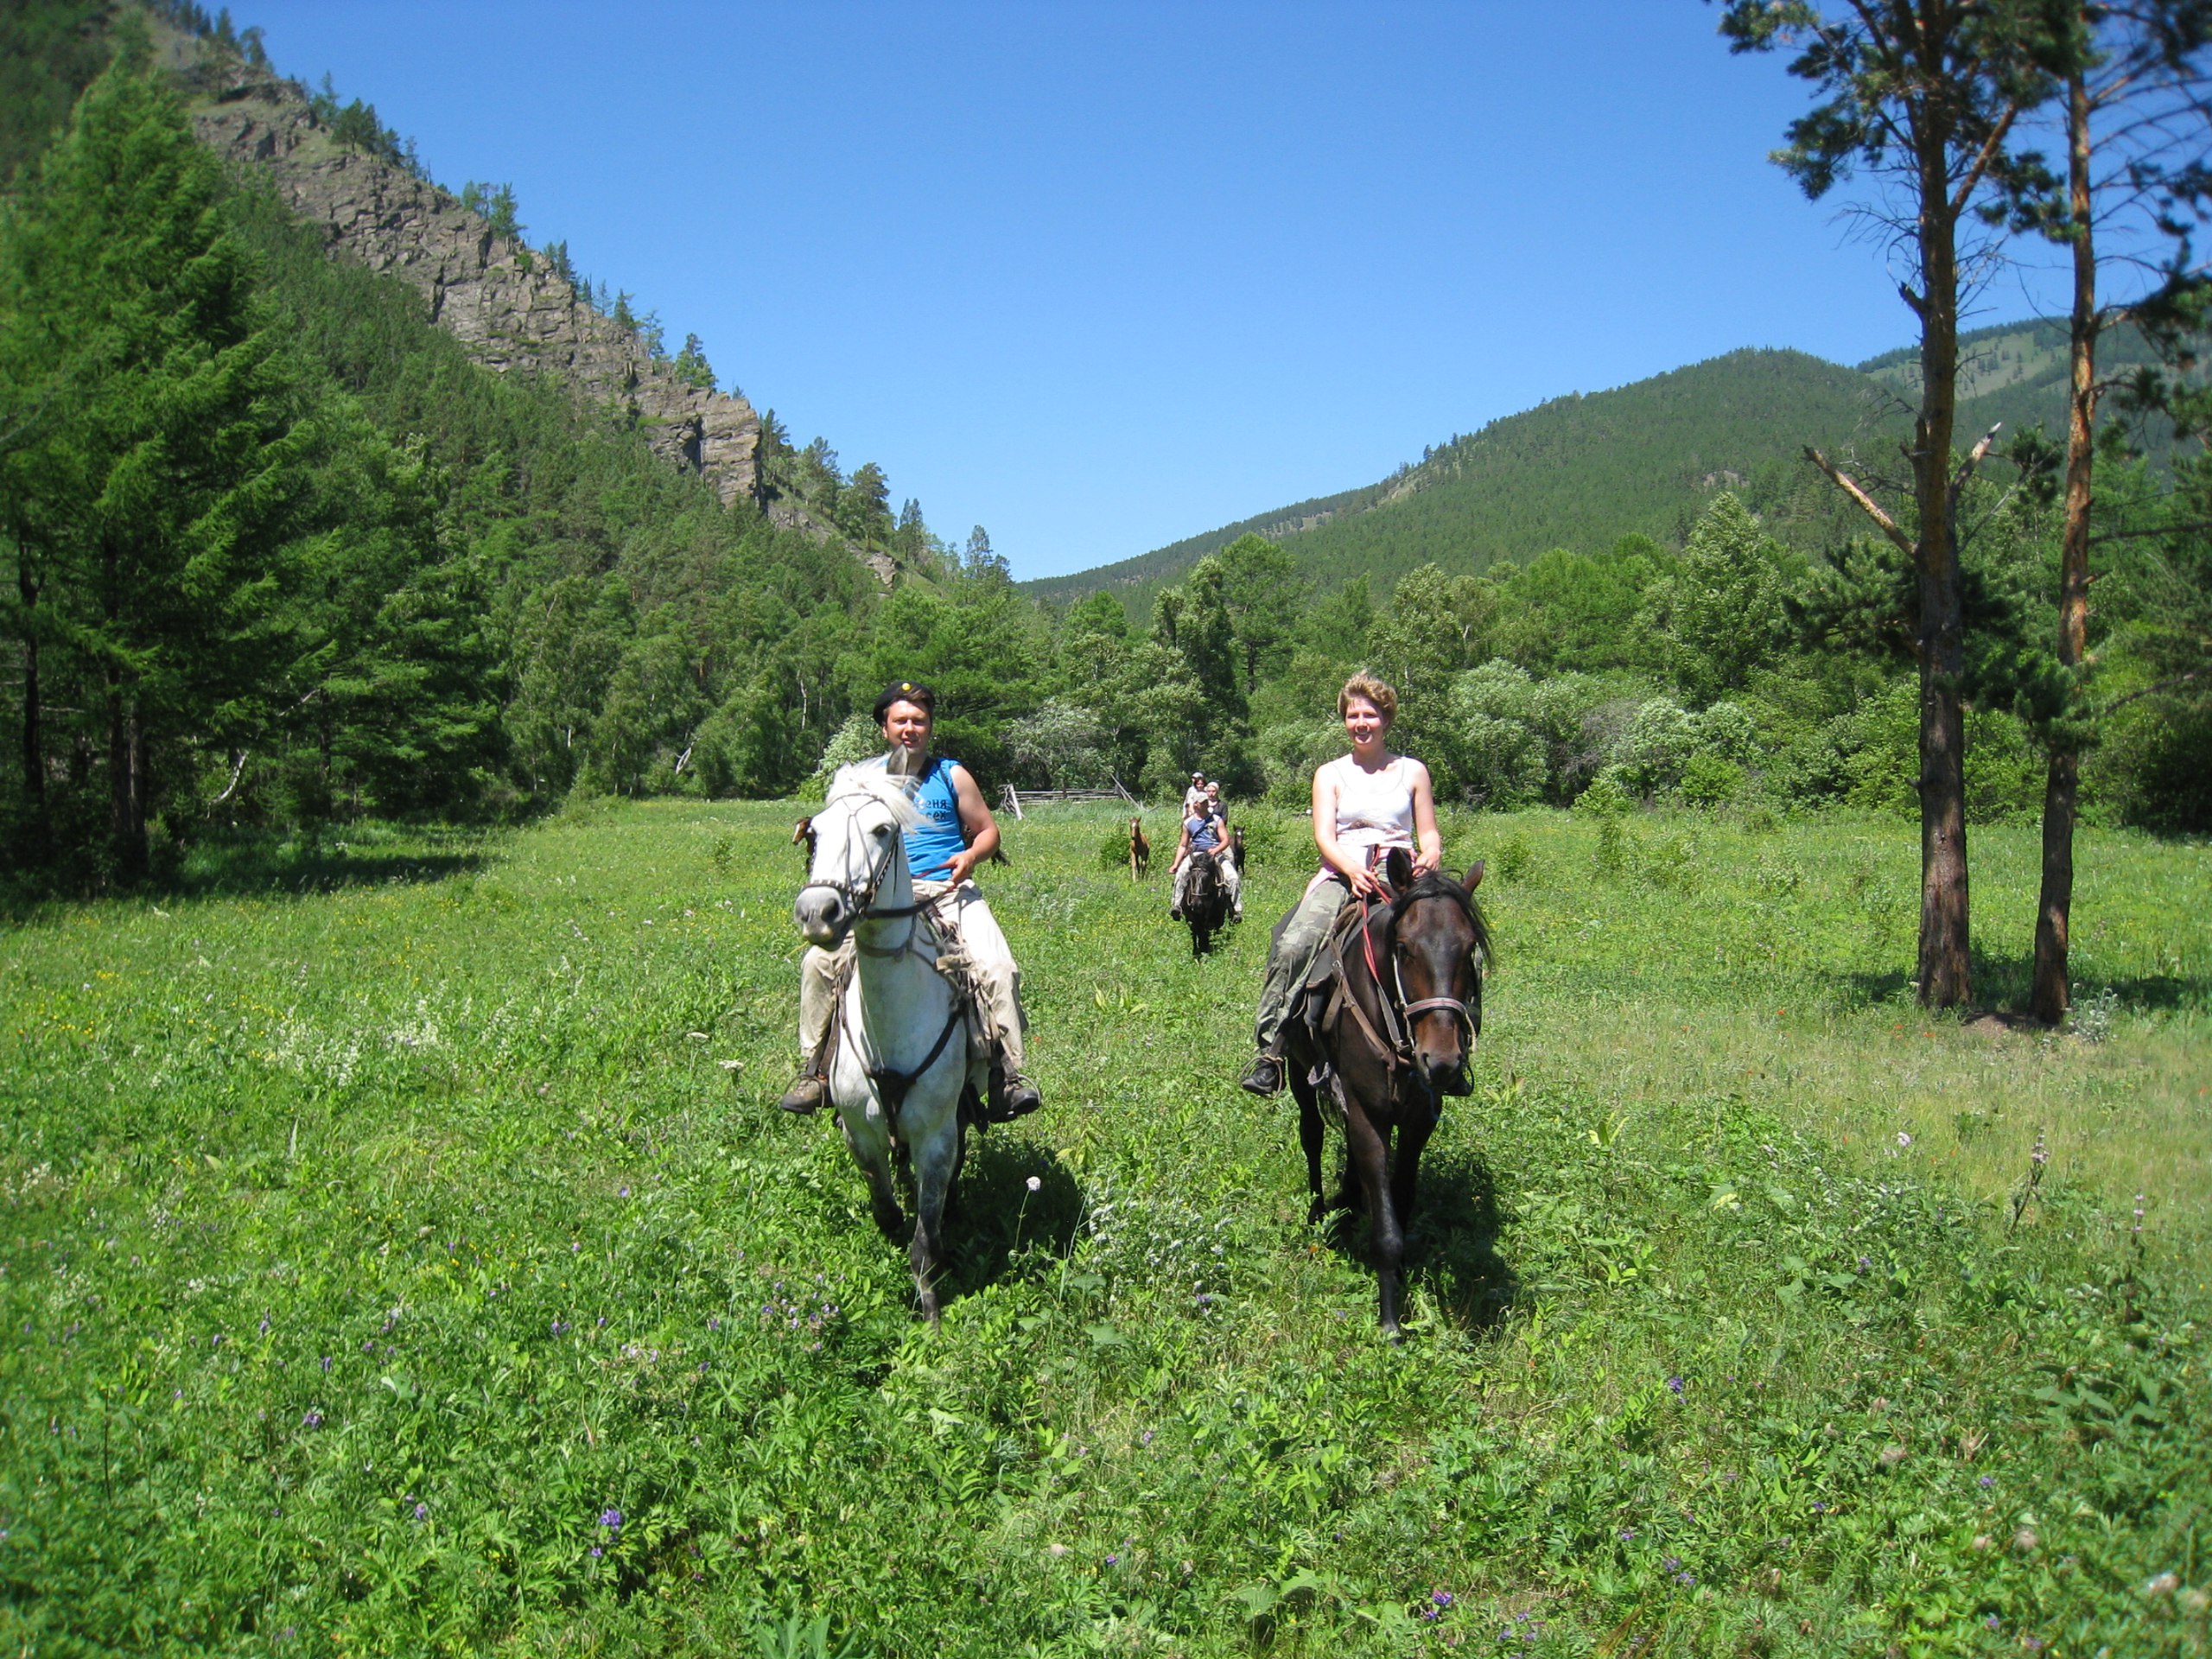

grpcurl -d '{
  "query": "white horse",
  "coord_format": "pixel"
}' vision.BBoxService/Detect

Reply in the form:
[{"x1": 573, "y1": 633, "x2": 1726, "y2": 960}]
[{"x1": 791, "y1": 766, "x2": 970, "y2": 1324}]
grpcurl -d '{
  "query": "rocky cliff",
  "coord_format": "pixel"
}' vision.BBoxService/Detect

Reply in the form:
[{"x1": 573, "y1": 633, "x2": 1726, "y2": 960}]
[{"x1": 186, "y1": 63, "x2": 760, "y2": 505}]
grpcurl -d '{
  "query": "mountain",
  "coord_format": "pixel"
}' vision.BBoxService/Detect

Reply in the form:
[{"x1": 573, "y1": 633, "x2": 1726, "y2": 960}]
[{"x1": 1028, "y1": 321, "x2": 2180, "y2": 617}]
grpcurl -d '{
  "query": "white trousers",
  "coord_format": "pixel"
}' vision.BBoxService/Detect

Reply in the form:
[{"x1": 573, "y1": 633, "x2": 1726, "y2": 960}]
[{"x1": 798, "y1": 879, "x2": 1027, "y2": 1075}]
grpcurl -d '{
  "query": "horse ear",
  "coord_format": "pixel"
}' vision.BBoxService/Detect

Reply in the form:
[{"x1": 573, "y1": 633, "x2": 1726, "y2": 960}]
[
  {"x1": 1384, "y1": 847, "x2": 1414, "y2": 893},
  {"x1": 1465, "y1": 859, "x2": 1484, "y2": 892}
]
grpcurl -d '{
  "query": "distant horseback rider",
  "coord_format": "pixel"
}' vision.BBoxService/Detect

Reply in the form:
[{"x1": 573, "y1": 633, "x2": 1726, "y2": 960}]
[
  {"x1": 1240, "y1": 673, "x2": 1443, "y2": 1096},
  {"x1": 1169, "y1": 792, "x2": 1242, "y2": 923},
  {"x1": 781, "y1": 681, "x2": 1043, "y2": 1121}
]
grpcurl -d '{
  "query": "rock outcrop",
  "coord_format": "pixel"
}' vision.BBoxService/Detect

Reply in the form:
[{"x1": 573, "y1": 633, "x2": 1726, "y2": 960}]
[{"x1": 188, "y1": 69, "x2": 759, "y2": 505}]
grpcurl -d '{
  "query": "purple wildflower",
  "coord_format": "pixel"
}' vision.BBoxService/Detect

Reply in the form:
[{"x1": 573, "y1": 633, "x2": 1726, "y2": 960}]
[
  {"x1": 600, "y1": 1509, "x2": 623, "y2": 1530},
  {"x1": 1104, "y1": 1554, "x2": 1118, "y2": 1567},
  {"x1": 413, "y1": 1503, "x2": 428, "y2": 1520},
  {"x1": 589, "y1": 1545, "x2": 602, "y2": 1558},
  {"x1": 320, "y1": 1356, "x2": 331, "y2": 1372},
  {"x1": 1431, "y1": 1589, "x2": 1454, "y2": 1608},
  {"x1": 1980, "y1": 1474, "x2": 1994, "y2": 1488},
  {"x1": 302, "y1": 1409, "x2": 323, "y2": 1429},
  {"x1": 1986, "y1": 1615, "x2": 2001, "y2": 1630},
  {"x1": 1667, "y1": 1375, "x2": 1684, "y2": 1395}
]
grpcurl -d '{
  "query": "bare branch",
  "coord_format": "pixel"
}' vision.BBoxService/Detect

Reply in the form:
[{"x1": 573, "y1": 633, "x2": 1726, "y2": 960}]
[
  {"x1": 1948, "y1": 422, "x2": 2004, "y2": 515},
  {"x1": 2100, "y1": 669, "x2": 2202, "y2": 713},
  {"x1": 2088, "y1": 519, "x2": 2212, "y2": 544},
  {"x1": 1806, "y1": 446, "x2": 1916, "y2": 555}
]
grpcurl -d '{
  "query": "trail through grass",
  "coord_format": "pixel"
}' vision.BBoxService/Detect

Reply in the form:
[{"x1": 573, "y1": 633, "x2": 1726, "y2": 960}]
[{"x1": 1, "y1": 801, "x2": 2205, "y2": 1656}]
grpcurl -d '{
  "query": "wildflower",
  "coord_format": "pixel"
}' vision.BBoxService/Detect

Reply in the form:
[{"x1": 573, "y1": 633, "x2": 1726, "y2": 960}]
[
  {"x1": 1667, "y1": 1375, "x2": 1684, "y2": 1395},
  {"x1": 1618, "y1": 1528, "x2": 1636, "y2": 1541},
  {"x1": 600, "y1": 1509, "x2": 623, "y2": 1531},
  {"x1": 1662, "y1": 1555, "x2": 1681, "y2": 1573},
  {"x1": 1986, "y1": 1615, "x2": 2001, "y2": 1630},
  {"x1": 619, "y1": 1185, "x2": 630, "y2": 1198},
  {"x1": 413, "y1": 1503, "x2": 428, "y2": 1521},
  {"x1": 320, "y1": 1356, "x2": 331, "y2": 1372},
  {"x1": 1027, "y1": 1175, "x2": 1042, "y2": 1192},
  {"x1": 589, "y1": 1545, "x2": 603, "y2": 1558},
  {"x1": 259, "y1": 1315, "x2": 270, "y2": 1334},
  {"x1": 302, "y1": 1409, "x2": 323, "y2": 1429},
  {"x1": 2133, "y1": 1194, "x2": 2145, "y2": 1236},
  {"x1": 1980, "y1": 1474, "x2": 1994, "y2": 1488},
  {"x1": 2031, "y1": 1133, "x2": 2049, "y2": 1167},
  {"x1": 1104, "y1": 1553, "x2": 1119, "y2": 1567},
  {"x1": 1896, "y1": 1131, "x2": 1912, "y2": 1147},
  {"x1": 1431, "y1": 1590, "x2": 1454, "y2": 1608}
]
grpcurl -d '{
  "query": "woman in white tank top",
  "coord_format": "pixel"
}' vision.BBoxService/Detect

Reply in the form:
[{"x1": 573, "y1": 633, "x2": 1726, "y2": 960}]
[{"x1": 1242, "y1": 673, "x2": 1444, "y2": 1095}]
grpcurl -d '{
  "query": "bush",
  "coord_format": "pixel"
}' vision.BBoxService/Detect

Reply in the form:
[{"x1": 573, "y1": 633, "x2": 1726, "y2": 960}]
[
  {"x1": 1612, "y1": 696, "x2": 1698, "y2": 798},
  {"x1": 1677, "y1": 750, "x2": 1745, "y2": 807}
]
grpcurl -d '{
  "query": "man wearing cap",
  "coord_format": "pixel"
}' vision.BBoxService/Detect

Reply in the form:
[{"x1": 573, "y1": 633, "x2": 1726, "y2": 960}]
[{"x1": 780, "y1": 680, "x2": 1043, "y2": 1122}]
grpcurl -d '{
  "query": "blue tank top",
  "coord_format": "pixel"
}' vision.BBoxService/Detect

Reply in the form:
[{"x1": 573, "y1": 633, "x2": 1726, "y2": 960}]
[
  {"x1": 1185, "y1": 813, "x2": 1222, "y2": 854},
  {"x1": 870, "y1": 754, "x2": 967, "y2": 881}
]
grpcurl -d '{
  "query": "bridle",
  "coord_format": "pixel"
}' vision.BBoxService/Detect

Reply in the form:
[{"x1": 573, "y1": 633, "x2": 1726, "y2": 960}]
[
  {"x1": 797, "y1": 791, "x2": 934, "y2": 960},
  {"x1": 1334, "y1": 881, "x2": 1484, "y2": 1087}
]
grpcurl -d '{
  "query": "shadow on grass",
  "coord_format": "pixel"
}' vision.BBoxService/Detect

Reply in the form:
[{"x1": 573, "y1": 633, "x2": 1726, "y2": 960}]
[
  {"x1": 170, "y1": 830, "x2": 490, "y2": 899},
  {"x1": 941, "y1": 1132, "x2": 1084, "y2": 1304},
  {"x1": 1312, "y1": 1141, "x2": 1519, "y2": 1338},
  {"x1": 1836, "y1": 952, "x2": 2209, "y2": 1017}
]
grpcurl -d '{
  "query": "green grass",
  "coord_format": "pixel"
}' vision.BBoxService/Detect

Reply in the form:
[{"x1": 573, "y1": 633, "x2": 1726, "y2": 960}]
[{"x1": 1, "y1": 802, "x2": 2207, "y2": 1656}]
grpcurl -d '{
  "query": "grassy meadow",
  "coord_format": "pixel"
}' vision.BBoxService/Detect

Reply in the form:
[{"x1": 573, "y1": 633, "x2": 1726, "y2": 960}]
[{"x1": 1, "y1": 798, "x2": 2207, "y2": 1656}]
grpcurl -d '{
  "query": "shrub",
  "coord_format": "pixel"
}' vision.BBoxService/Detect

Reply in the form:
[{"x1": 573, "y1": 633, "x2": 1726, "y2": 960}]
[{"x1": 1677, "y1": 750, "x2": 1745, "y2": 807}]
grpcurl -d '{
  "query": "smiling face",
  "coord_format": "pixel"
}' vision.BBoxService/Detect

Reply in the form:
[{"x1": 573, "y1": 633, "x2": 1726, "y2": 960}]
[
  {"x1": 879, "y1": 698, "x2": 933, "y2": 764},
  {"x1": 1342, "y1": 695, "x2": 1389, "y2": 750}
]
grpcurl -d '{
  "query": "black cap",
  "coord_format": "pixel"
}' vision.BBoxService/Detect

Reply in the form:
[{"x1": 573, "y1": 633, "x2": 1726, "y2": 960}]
[{"x1": 872, "y1": 679, "x2": 936, "y2": 722}]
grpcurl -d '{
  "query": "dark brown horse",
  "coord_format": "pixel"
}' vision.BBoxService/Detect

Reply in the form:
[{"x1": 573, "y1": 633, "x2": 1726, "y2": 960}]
[
  {"x1": 1283, "y1": 849, "x2": 1487, "y2": 1339},
  {"x1": 1183, "y1": 849, "x2": 1230, "y2": 957},
  {"x1": 1128, "y1": 816, "x2": 1151, "y2": 880}
]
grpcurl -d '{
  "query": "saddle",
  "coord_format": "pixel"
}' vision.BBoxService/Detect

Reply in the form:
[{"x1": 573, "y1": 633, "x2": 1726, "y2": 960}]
[{"x1": 815, "y1": 899, "x2": 997, "y2": 1140}]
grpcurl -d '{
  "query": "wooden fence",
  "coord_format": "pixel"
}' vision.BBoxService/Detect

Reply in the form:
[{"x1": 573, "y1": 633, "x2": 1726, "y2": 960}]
[{"x1": 998, "y1": 780, "x2": 1137, "y2": 819}]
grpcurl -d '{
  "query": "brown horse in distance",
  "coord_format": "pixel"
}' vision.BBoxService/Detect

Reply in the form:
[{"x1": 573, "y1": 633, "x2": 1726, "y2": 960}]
[
  {"x1": 1284, "y1": 849, "x2": 1487, "y2": 1339},
  {"x1": 1128, "y1": 817, "x2": 1151, "y2": 881}
]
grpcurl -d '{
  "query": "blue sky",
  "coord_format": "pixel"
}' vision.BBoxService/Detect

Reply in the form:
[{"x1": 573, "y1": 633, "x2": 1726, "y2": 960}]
[{"x1": 240, "y1": 2, "x2": 2069, "y2": 579}]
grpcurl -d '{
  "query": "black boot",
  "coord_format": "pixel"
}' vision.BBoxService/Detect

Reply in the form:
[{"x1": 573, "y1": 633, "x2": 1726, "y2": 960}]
[
  {"x1": 986, "y1": 1062, "x2": 1042, "y2": 1122},
  {"x1": 1239, "y1": 1052, "x2": 1284, "y2": 1097}
]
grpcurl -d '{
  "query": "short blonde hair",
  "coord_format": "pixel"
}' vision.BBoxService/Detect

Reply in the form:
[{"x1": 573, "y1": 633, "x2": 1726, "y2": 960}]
[{"x1": 1338, "y1": 673, "x2": 1398, "y2": 724}]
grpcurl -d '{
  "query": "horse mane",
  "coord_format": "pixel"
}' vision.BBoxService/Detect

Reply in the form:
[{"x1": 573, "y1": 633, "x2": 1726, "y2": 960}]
[
  {"x1": 824, "y1": 763, "x2": 925, "y2": 830},
  {"x1": 1389, "y1": 869, "x2": 1491, "y2": 962}
]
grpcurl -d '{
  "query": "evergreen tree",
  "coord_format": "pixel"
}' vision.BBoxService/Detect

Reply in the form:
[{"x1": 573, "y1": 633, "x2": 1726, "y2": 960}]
[
  {"x1": 1721, "y1": 0, "x2": 2063, "y2": 1007},
  {"x1": 1, "y1": 59, "x2": 311, "y2": 879}
]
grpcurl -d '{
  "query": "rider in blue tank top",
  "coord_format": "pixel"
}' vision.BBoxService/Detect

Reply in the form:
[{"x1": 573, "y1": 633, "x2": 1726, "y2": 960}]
[
  {"x1": 881, "y1": 753, "x2": 967, "y2": 882},
  {"x1": 782, "y1": 679, "x2": 1044, "y2": 1124}
]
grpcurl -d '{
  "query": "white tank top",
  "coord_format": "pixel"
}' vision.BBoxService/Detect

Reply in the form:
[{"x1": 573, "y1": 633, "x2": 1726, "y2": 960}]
[{"x1": 1324, "y1": 754, "x2": 1414, "y2": 863}]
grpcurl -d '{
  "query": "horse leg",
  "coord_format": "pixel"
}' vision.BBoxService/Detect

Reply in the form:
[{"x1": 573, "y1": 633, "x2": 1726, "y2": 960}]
[
  {"x1": 906, "y1": 1101, "x2": 962, "y2": 1327},
  {"x1": 1390, "y1": 1104, "x2": 1435, "y2": 1262},
  {"x1": 1343, "y1": 1103, "x2": 1407, "y2": 1340},
  {"x1": 835, "y1": 1099, "x2": 906, "y2": 1241},
  {"x1": 1291, "y1": 1068, "x2": 1328, "y2": 1225}
]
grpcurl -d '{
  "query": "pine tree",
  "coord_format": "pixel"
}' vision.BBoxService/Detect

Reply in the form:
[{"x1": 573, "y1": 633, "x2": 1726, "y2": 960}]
[{"x1": 0, "y1": 58, "x2": 309, "y2": 878}]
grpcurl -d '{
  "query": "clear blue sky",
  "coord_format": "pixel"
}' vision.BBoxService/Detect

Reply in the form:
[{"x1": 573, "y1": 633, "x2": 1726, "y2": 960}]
[{"x1": 241, "y1": 2, "x2": 2066, "y2": 580}]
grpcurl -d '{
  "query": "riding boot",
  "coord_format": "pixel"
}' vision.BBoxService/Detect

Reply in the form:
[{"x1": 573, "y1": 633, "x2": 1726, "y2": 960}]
[
  {"x1": 985, "y1": 1058, "x2": 1043, "y2": 1122},
  {"x1": 778, "y1": 1041, "x2": 830, "y2": 1115},
  {"x1": 1239, "y1": 1049, "x2": 1285, "y2": 1097}
]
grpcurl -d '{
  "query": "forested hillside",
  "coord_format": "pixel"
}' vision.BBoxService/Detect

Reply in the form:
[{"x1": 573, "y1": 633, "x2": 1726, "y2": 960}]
[{"x1": 1031, "y1": 326, "x2": 2171, "y2": 619}]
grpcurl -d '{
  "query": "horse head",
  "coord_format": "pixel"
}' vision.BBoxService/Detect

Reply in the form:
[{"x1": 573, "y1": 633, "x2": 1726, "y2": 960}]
[
  {"x1": 1379, "y1": 849, "x2": 1488, "y2": 1099},
  {"x1": 793, "y1": 766, "x2": 921, "y2": 950}
]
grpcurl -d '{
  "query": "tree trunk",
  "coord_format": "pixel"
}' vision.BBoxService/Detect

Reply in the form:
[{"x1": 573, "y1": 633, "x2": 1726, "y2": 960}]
[
  {"x1": 17, "y1": 562, "x2": 39, "y2": 808},
  {"x1": 1914, "y1": 149, "x2": 1972, "y2": 1008},
  {"x1": 2032, "y1": 67, "x2": 2098, "y2": 1026}
]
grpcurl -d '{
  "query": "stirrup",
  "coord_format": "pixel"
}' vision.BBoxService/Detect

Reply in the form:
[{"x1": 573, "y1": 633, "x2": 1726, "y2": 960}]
[{"x1": 1239, "y1": 1052, "x2": 1284, "y2": 1097}]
